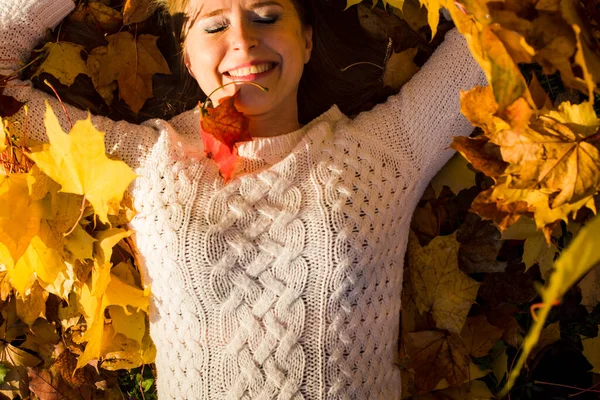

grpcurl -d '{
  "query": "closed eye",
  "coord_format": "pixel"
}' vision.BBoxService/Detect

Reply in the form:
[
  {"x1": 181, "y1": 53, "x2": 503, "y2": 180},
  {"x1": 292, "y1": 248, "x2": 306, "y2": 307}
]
[
  {"x1": 254, "y1": 16, "x2": 278, "y2": 24},
  {"x1": 205, "y1": 23, "x2": 228, "y2": 34}
]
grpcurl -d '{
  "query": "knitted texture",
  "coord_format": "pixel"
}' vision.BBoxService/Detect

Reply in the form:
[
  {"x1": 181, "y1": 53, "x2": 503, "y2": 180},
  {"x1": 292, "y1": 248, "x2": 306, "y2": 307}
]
[{"x1": 1, "y1": 1, "x2": 487, "y2": 398}]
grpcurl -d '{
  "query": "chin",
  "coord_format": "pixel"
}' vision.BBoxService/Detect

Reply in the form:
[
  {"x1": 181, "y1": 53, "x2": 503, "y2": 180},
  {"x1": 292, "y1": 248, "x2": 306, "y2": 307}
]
[{"x1": 232, "y1": 93, "x2": 274, "y2": 116}]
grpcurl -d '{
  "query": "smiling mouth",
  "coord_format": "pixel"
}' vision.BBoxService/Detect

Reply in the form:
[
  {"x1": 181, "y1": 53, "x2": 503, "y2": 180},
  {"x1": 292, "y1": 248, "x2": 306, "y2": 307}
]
[{"x1": 224, "y1": 62, "x2": 277, "y2": 78}]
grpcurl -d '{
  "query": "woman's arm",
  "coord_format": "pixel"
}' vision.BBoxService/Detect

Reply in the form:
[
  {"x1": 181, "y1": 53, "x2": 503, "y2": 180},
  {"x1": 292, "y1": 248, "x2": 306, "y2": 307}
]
[
  {"x1": 0, "y1": 0, "x2": 158, "y2": 169},
  {"x1": 347, "y1": 28, "x2": 487, "y2": 183}
]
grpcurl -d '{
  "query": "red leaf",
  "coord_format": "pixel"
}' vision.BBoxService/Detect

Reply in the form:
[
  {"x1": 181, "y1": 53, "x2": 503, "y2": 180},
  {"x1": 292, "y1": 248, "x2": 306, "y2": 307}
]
[
  {"x1": 0, "y1": 75, "x2": 25, "y2": 117},
  {"x1": 199, "y1": 93, "x2": 251, "y2": 182},
  {"x1": 201, "y1": 94, "x2": 250, "y2": 151}
]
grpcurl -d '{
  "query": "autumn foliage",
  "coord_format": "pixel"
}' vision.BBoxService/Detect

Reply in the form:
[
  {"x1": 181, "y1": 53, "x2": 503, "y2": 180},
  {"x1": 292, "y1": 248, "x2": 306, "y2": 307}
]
[{"x1": 1, "y1": 0, "x2": 600, "y2": 398}]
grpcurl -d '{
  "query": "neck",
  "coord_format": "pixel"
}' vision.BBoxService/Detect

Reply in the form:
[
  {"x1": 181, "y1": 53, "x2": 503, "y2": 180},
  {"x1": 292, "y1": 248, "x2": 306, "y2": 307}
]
[{"x1": 246, "y1": 102, "x2": 301, "y2": 138}]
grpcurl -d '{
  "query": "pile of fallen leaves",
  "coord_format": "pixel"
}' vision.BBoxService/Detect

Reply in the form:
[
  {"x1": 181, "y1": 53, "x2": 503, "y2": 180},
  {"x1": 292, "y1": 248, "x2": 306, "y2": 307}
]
[
  {"x1": 2, "y1": 0, "x2": 600, "y2": 398},
  {"x1": 0, "y1": 97, "x2": 155, "y2": 398},
  {"x1": 363, "y1": 0, "x2": 600, "y2": 398}
]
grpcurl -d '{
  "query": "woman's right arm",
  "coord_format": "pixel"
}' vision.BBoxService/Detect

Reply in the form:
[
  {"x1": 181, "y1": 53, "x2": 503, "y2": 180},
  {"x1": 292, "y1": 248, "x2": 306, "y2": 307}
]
[{"x1": 1, "y1": 0, "x2": 158, "y2": 169}]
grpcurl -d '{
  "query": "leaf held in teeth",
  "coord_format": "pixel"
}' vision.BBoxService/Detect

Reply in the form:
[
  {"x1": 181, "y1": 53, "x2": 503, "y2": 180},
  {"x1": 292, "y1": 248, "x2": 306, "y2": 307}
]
[{"x1": 199, "y1": 93, "x2": 251, "y2": 182}]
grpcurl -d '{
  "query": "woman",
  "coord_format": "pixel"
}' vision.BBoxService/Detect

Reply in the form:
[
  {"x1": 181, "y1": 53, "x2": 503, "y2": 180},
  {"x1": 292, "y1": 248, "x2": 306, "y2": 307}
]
[{"x1": 0, "y1": 0, "x2": 486, "y2": 398}]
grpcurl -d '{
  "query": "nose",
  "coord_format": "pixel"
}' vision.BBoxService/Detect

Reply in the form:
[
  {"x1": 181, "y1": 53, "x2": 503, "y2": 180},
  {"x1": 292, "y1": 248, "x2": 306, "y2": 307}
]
[{"x1": 229, "y1": 20, "x2": 259, "y2": 52}]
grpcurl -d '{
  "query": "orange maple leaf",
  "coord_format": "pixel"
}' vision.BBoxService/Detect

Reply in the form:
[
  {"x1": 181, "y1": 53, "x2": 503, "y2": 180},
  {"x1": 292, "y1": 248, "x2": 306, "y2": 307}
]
[{"x1": 199, "y1": 93, "x2": 251, "y2": 182}]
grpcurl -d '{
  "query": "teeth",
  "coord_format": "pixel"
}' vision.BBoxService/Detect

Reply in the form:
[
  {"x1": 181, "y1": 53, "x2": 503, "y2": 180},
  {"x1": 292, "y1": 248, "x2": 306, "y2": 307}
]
[{"x1": 228, "y1": 63, "x2": 273, "y2": 77}]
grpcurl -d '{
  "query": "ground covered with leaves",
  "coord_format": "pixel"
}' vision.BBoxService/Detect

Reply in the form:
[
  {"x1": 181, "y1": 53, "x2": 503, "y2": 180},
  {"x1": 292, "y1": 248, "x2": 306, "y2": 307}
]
[{"x1": 1, "y1": 0, "x2": 600, "y2": 399}]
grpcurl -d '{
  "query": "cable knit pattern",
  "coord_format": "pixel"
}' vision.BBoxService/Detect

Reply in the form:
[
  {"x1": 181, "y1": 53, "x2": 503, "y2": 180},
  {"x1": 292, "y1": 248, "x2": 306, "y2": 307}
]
[{"x1": 0, "y1": 1, "x2": 487, "y2": 398}]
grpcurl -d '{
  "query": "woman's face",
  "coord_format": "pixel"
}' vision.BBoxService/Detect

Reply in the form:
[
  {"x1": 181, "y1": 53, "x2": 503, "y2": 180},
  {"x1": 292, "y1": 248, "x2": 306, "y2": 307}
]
[{"x1": 184, "y1": 0, "x2": 313, "y2": 117}]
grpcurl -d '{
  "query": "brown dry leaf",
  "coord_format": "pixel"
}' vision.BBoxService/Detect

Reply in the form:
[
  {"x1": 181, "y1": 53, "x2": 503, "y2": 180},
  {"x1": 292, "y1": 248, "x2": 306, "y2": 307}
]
[
  {"x1": 579, "y1": 265, "x2": 600, "y2": 311},
  {"x1": 97, "y1": 32, "x2": 171, "y2": 113},
  {"x1": 123, "y1": 0, "x2": 155, "y2": 25},
  {"x1": 479, "y1": 266, "x2": 538, "y2": 305},
  {"x1": 582, "y1": 332, "x2": 600, "y2": 374},
  {"x1": 530, "y1": 321, "x2": 561, "y2": 361},
  {"x1": 522, "y1": 233, "x2": 558, "y2": 277},
  {"x1": 414, "y1": 380, "x2": 493, "y2": 400},
  {"x1": 469, "y1": 187, "x2": 533, "y2": 232},
  {"x1": 405, "y1": 330, "x2": 469, "y2": 395},
  {"x1": 32, "y1": 42, "x2": 90, "y2": 87},
  {"x1": 68, "y1": 2, "x2": 123, "y2": 34},
  {"x1": 407, "y1": 232, "x2": 480, "y2": 334},
  {"x1": 87, "y1": 46, "x2": 117, "y2": 106},
  {"x1": 460, "y1": 314, "x2": 504, "y2": 358},
  {"x1": 457, "y1": 213, "x2": 507, "y2": 274},
  {"x1": 15, "y1": 281, "x2": 47, "y2": 326},
  {"x1": 451, "y1": 136, "x2": 507, "y2": 179},
  {"x1": 383, "y1": 47, "x2": 420, "y2": 90}
]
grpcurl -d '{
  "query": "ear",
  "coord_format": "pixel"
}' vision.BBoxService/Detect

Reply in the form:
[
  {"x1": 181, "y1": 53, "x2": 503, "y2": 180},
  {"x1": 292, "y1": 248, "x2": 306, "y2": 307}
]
[
  {"x1": 183, "y1": 50, "x2": 197, "y2": 79},
  {"x1": 303, "y1": 25, "x2": 313, "y2": 64}
]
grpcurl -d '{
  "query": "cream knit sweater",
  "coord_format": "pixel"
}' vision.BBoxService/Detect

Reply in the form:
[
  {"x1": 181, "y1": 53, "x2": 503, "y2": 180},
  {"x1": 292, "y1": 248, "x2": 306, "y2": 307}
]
[{"x1": 1, "y1": 1, "x2": 486, "y2": 398}]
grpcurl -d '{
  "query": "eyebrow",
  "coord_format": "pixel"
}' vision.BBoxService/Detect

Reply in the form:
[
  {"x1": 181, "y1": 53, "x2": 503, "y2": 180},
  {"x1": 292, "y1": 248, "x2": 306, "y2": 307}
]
[{"x1": 199, "y1": 1, "x2": 284, "y2": 19}]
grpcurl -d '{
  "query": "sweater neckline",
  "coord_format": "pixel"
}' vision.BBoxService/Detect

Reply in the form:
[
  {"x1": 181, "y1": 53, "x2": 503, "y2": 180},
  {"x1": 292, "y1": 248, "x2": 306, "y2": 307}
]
[{"x1": 237, "y1": 105, "x2": 343, "y2": 164}]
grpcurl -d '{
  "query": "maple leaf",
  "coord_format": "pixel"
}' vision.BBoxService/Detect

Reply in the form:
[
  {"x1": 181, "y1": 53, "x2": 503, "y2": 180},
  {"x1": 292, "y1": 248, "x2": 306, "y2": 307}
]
[
  {"x1": 28, "y1": 103, "x2": 137, "y2": 224},
  {"x1": 404, "y1": 330, "x2": 469, "y2": 394},
  {"x1": 383, "y1": 47, "x2": 420, "y2": 90},
  {"x1": 457, "y1": 213, "x2": 507, "y2": 274},
  {"x1": 86, "y1": 46, "x2": 118, "y2": 106},
  {"x1": 200, "y1": 94, "x2": 252, "y2": 182},
  {"x1": 68, "y1": 1, "x2": 123, "y2": 34},
  {"x1": 97, "y1": 32, "x2": 171, "y2": 114},
  {"x1": 491, "y1": 101, "x2": 600, "y2": 208},
  {"x1": 407, "y1": 232, "x2": 480, "y2": 333},
  {"x1": 0, "y1": 76, "x2": 25, "y2": 118},
  {"x1": 460, "y1": 314, "x2": 504, "y2": 358},
  {"x1": 416, "y1": 380, "x2": 494, "y2": 400},
  {"x1": 430, "y1": 153, "x2": 476, "y2": 197},
  {"x1": 32, "y1": 42, "x2": 90, "y2": 87},
  {"x1": 15, "y1": 282, "x2": 47, "y2": 327},
  {"x1": 123, "y1": 0, "x2": 155, "y2": 25},
  {"x1": 0, "y1": 174, "x2": 44, "y2": 262}
]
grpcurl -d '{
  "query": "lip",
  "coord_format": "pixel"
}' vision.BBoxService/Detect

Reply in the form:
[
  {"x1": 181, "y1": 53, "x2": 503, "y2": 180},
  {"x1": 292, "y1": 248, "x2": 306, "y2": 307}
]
[{"x1": 223, "y1": 61, "x2": 279, "y2": 81}]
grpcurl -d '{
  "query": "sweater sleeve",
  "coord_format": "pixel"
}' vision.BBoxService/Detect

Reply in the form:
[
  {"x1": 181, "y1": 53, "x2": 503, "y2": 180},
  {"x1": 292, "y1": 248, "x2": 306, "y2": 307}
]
[
  {"x1": 0, "y1": 0, "x2": 159, "y2": 170},
  {"x1": 347, "y1": 28, "x2": 487, "y2": 184}
]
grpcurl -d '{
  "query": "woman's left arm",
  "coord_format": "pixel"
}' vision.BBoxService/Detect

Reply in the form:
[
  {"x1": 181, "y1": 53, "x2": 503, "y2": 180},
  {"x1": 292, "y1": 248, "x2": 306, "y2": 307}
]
[{"x1": 347, "y1": 28, "x2": 487, "y2": 183}]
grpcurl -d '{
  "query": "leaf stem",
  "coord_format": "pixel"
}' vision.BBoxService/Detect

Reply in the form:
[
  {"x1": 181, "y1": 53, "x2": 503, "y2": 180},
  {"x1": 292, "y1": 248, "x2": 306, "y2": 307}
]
[
  {"x1": 201, "y1": 81, "x2": 268, "y2": 110},
  {"x1": 43, "y1": 79, "x2": 73, "y2": 128},
  {"x1": 340, "y1": 61, "x2": 384, "y2": 72},
  {"x1": 534, "y1": 380, "x2": 600, "y2": 394},
  {"x1": 64, "y1": 196, "x2": 86, "y2": 237}
]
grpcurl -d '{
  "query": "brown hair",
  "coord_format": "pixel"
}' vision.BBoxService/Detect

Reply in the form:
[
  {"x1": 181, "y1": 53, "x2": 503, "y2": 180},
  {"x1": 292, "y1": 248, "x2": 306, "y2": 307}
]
[{"x1": 155, "y1": 0, "x2": 389, "y2": 123}]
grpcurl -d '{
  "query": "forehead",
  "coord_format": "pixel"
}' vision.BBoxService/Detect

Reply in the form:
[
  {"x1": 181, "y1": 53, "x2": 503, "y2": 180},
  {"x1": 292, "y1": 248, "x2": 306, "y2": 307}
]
[{"x1": 188, "y1": 0, "x2": 289, "y2": 15}]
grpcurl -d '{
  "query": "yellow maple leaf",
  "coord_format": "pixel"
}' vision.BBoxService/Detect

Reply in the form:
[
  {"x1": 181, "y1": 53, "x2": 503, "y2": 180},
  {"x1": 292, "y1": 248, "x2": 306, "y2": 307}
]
[
  {"x1": 15, "y1": 281, "x2": 47, "y2": 326},
  {"x1": 97, "y1": 32, "x2": 171, "y2": 113},
  {"x1": 123, "y1": 0, "x2": 155, "y2": 25},
  {"x1": 383, "y1": 47, "x2": 420, "y2": 90},
  {"x1": 32, "y1": 42, "x2": 90, "y2": 87},
  {"x1": 407, "y1": 232, "x2": 480, "y2": 333},
  {"x1": 76, "y1": 258, "x2": 149, "y2": 369},
  {"x1": 0, "y1": 118, "x2": 6, "y2": 153},
  {"x1": 65, "y1": 225, "x2": 96, "y2": 262},
  {"x1": 0, "y1": 174, "x2": 44, "y2": 261},
  {"x1": 28, "y1": 103, "x2": 137, "y2": 224},
  {"x1": 94, "y1": 228, "x2": 133, "y2": 265},
  {"x1": 9, "y1": 236, "x2": 67, "y2": 298}
]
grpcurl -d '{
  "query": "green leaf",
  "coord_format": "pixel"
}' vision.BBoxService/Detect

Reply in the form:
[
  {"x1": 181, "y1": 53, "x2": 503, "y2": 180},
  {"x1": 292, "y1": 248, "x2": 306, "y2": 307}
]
[{"x1": 0, "y1": 362, "x2": 10, "y2": 385}]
